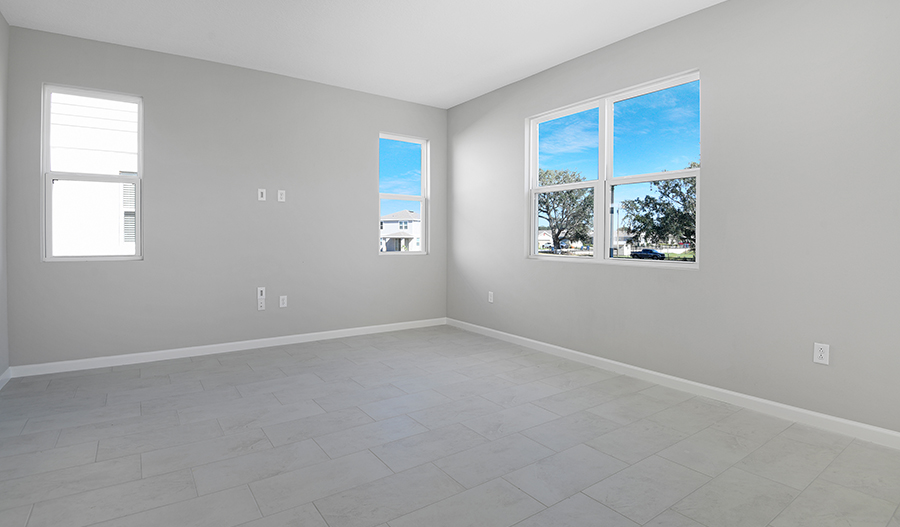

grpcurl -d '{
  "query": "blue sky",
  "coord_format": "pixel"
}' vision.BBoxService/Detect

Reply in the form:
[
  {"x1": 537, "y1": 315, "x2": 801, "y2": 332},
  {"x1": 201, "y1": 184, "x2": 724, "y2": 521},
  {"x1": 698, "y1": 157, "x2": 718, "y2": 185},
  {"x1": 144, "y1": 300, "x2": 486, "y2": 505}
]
[
  {"x1": 538, "y1": 107, "x2": 599, "y2": 181},
  {"x1": 379, "y1": 138, "x2": 422, "y2": 215},
  {"x1": 614, "y1": 80, "x2": 700, "y2": 177}
]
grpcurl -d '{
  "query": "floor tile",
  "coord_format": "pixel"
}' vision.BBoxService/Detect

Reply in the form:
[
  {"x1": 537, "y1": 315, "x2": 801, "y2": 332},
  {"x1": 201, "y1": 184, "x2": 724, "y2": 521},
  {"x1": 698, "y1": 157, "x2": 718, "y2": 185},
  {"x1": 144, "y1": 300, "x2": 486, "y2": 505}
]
[
  {"x1": 0, "y1": 504, "x2": 32, "y2": 527},
  {"x1": 513, "y1": 493, "x2": 638, "y2": 527},
  {"x1": 736, "y1": 434, "x2": 843, "y2": 490},
  {"x1": 586, "y1": 419, "x2": 688, "y2": 464},
  {"x1": 819, "y1": 440, "x2": 900, "y2": 502},
  {"x1": 235, "y1": 373, "x2": 326, "y2": 398},
  {"x1": 587, "y1": 393, "x2": 675, "y2": 425},
  {"x1": 370, "y1": 423, "x2": 490, "y2": 473},
  {"x1": 97, "y1": 419, "x2": 224, "y2": 461},
  {"x1": 408, "y1": 396, "x2": 503, "y2": 429},
  {"x1": 0, "y1": 441, "x2": 97, "y2": 482},
  {"x1": 709, "y1": 408, "x2": 793, "y2": 443},
  {"x1": 390, "y1": 371, "x2": 472, "y2": 393},
  {"x1": 314, "y1": 463, "x2": 465, "y2": 527},
  {"x1": 216, "y1": 399, "x2": 324, "y2": 435},
  {"x1": 658, "y1": 427, "x2": 762, "y2": 477},
  {"x1": 538, "y1": 368, "x2": 617, "y2": 391},
  {"x1": 314, "y1": 415, "x2": 428, "y2": 458},
  {"x1": 358, "y1": 390, "x2": 451, "y2": 421},
  {"x1": 262, "y1": 407, "x2": 374, "y2": 447},
  {"x1": 433, "y1": 376, "x2": 518, "y2": 400},
  {"x1": 778, "y1": 423, "x2": 854, "y2": 450},
  {"x1": 0, "y1": 455, "x2": 141, "y2": 511},
  {"x1": 234, "y1": 503, "x2": 327, "y2": 527},
  {"x1": 673, "y1": 467, "x2": 798, "y2": 527},
  {"x1": 250, "y1": 450, "x2": 392, "y2": 516},
  {"x1": 26, "y1": 468, "x2": 196, "y2": 527},
  {"x1": 140, "y1": 387, "x2": 242, "y2": 414},
  {"x1": 583, "y1": 455, "x2": 709, "y2": 524},
  {"x1": 434, "y1": 433, "x2": 554, "y2": 489},
  {"x1": 462, "y1": 403, "x2": 559, "y2": 440},
  {"x1": 313, "y1": 385, "x2": 407, "y2": 412},
  {"x1": 481, "y1": 381, "x2": 564, "y2": 408},
  {"x1": 88, "y1": 485, "x2": 261, "y2": 527},
  {"x1": 21, "y1": 403, "x2": 141, "y2": 434},
  {"x1": 176, "y1": 393, "x2": 283, "y2": 424},
  {"x1": 56, "y1": 410, "x2": 180, "y2": 447},
  {"x1": 645, "y1": 397, "x2": 738, "y2": 434},
  {"x1": 105, "y1": 381, "x2": 204, "y2": 406},
  {"x1": 192, "y1": 438, "x2": 328, "y2": 495},
  {"x1": 522, "y1": 410, "x2": 620, "y2": 452},
  {"x1": 769, "y1": 479, "x2": 896, "y2": 527},
  {"x1": 643, "y1": 510, "x2": 706, "y2": 527},
  {"x1": 387, "y1": 478, "x2": 544, "y2": 527},
  {"x1": 141, "y1": 428, "x2": 272, "y2": 477},
  {"x1": 0, "y1": 430, "x2": 60, "y2": 459},
  {"x1": 502, "y1": 444, "x2": 627, "y2": 506},
  {"x1": 531, "y1": 383, "x2": 619, "y2": 416}
]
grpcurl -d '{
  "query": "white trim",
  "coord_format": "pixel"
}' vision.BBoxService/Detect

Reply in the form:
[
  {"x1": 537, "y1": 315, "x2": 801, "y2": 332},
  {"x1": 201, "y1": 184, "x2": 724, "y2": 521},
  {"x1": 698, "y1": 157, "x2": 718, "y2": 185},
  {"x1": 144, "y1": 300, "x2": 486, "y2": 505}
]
[
  {"x1": 446, "y1": 318, "x2": 900, "y2": 451},
  {"x1": 0, "y1": 367, "x2": 11, "y2": 391},
  {"x1": 8, "y1": 318, "x2": 448, "y2": 379}
]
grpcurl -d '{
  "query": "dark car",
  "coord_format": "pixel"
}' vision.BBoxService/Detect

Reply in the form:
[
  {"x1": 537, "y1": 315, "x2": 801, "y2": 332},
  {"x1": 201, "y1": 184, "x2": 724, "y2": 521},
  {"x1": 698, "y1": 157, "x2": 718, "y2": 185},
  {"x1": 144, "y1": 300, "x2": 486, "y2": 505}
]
[{"x1": 631, "y1": 248, "x2": 665, "y2": 260}]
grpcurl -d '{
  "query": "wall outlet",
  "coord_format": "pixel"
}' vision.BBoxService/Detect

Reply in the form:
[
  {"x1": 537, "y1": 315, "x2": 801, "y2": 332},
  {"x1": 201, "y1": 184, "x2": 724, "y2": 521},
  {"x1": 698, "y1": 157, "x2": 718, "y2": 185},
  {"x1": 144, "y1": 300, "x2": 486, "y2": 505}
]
[
  {"x1": 258, "y1": 287, "x2": 266, "y2": 299},
  {"x1": 279, "y1": 295, "x2": 287, "y2": 308},
  {"x1": 813, "y1": 342, "x2": 829, "y2": 365},
  {"x1": 488, "y1": 291, "x2": 494, "y2": 303},
  {"x1": 257, "y1": 298, "x2": 266, "y2": 311},
  {"x1": 258, "y1": 189, "x2": 266, "y2": 201},
  {"x1": 277, "y1": 190, "x2": 286, "y2": 202}
]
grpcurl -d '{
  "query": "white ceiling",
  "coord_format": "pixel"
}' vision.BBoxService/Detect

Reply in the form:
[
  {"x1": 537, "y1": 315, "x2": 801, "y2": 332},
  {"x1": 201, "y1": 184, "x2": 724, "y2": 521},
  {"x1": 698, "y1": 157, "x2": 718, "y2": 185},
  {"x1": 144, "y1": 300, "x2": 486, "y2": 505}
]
[{"x1": 0, "y1": 0, "x2": 727, "y2": 109}]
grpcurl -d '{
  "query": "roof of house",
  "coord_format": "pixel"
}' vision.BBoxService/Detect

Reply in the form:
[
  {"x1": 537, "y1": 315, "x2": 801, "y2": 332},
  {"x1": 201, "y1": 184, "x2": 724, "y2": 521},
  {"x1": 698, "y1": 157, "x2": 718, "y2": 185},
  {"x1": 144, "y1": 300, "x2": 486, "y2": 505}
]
[
  {"x1": 381, "y1": 231, "x2": 415, "y2": 239},
  {"x1": 381, "y1": 210, "x2": 421, "y2": 221}
]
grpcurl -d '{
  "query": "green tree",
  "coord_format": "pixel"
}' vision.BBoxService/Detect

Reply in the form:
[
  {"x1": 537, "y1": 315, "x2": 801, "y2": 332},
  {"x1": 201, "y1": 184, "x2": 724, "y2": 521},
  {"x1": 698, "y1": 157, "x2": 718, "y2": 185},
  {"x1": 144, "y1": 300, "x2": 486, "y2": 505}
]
[
  {"x1": 620, "y1": 163, "x2": 697, "y2": 248},
  {"x1": 537, "y1": 169, "x2": 594, "y2": 251}
]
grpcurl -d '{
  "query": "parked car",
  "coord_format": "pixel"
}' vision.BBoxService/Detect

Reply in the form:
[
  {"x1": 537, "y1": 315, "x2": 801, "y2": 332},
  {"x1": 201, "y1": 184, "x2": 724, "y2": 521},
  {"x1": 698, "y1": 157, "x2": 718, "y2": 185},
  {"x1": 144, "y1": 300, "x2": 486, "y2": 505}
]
[{"x1": 631, "y1": 248, "x2": 665, "y2": 260}]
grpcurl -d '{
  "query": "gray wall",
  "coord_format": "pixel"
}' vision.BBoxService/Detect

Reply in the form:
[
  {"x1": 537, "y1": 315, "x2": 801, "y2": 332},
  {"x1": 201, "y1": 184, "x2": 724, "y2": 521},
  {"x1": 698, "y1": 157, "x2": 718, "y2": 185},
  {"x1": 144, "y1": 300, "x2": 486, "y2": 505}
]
[
  {"x1": 0, "y1": 12, "x2": 8, "y2": 375},
  {"x1": 7, "y1": 28, "x2": 447, "y2": 366},
  {"x1": 447, "y1": 0, "x2": 900, "y2": 432}
]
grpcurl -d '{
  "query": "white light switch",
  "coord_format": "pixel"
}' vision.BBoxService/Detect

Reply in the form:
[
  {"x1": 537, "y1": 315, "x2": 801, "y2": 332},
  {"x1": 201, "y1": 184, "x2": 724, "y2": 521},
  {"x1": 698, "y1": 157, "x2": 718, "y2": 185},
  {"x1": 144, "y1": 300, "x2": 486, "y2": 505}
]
[{"x1": 258, "y1": 189, "x2": 267, "y2": 201}]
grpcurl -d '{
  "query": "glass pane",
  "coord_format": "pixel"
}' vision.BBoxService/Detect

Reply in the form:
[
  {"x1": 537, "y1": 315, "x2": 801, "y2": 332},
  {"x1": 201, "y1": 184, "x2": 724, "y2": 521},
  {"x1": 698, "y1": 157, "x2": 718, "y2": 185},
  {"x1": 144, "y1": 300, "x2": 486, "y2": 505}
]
[
  {"x1": 610, "y1": 177, "x2": 695, "y2": 262},
  {"x1": 380, "y1": 199, "x2": 422, "y2": 252},
  {"x1": 379, "y1": 138, "x2": 422, "y2": 196},
  {"x1": 536, "y1": 187, "x2": 594, "y2": 257},
  {"x1": 50, "y1": 92, "x2": 139, "y2": 176},
  {"x1": 613, "y1": 80, "x2": 700, "y2": 177},
  {"x1": 51, "y1": 180, "x2": 136, "y2": 257},
  {"x1": 538, "y1": 107, "x2": 599, "y2": 185}
]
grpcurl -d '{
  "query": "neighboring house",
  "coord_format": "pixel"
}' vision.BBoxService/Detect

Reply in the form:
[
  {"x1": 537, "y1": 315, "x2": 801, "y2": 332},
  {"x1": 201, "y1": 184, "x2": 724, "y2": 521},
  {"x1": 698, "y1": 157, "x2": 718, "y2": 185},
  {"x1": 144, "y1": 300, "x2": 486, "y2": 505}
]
[{"x1": 380, "y1": 209, "x2": 422, "y2": 252}]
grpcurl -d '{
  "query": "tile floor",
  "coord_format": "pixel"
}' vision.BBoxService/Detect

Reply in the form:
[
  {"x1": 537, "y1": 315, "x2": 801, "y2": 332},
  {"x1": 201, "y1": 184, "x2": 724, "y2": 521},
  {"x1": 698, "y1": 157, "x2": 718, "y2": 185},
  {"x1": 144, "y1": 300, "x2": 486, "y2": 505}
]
[{"x1": 1, "y1": 325, "x2": 898, "y2": 527}]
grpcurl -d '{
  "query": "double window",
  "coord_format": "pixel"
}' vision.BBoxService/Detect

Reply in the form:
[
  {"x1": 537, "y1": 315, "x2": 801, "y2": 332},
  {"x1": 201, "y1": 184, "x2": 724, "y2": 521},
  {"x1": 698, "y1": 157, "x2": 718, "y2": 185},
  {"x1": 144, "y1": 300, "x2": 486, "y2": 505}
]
[
  {"x1": 378, "y1": 134, "x2": 428, "y2": 253},
  {"x1": 43, "y1": 85, "x2": 143, "y2": 260},
  {"x1": 529, "y1": 72, "x2": 700, "y2": 265}
]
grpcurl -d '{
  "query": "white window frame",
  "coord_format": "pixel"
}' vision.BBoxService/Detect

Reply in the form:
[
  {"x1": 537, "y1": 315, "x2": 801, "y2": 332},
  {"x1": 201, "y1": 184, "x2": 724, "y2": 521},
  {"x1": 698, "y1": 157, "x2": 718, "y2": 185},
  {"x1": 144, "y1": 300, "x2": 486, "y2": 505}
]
[
  {"x1": 42, "y1": 84, "x2": 143, "y2": 262},
  {"x1": 527, "y1": 71, "x2": 700, "y2": 269},
  {"x1": 378, "y1": 132, "x2": 429, "y2": 256}
]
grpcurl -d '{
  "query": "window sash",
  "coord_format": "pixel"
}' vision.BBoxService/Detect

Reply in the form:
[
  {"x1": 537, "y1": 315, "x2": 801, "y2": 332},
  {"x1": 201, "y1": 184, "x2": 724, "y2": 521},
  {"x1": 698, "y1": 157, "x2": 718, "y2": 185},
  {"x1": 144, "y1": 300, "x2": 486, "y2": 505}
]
[{"x1": 378, "y1": 133, "x2": 429, "y2": 255}]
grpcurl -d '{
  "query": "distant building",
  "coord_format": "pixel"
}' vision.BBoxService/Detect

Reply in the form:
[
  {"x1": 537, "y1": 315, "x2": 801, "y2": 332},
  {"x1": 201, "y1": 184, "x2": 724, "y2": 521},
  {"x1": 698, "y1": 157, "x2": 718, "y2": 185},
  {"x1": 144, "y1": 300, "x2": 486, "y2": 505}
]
[{"x1": 380, "y1": 209, "x2": 422, "y2": 252}]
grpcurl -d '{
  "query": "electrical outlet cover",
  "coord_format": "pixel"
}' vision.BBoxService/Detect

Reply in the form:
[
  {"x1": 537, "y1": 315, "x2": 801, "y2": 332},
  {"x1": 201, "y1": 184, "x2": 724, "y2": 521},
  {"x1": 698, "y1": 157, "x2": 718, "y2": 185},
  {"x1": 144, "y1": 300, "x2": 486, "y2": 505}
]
[{"x1": 813, "y1": 342, "x2": 829, "y2": 365}]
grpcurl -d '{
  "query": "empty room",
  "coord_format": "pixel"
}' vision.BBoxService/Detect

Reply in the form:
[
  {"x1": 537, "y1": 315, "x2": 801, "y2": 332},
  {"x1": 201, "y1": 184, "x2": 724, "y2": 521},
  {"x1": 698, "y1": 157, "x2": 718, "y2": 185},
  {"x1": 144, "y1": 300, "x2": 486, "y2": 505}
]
[{"x1": 1, "y1": 0, "x2": 899, "y2": 526}]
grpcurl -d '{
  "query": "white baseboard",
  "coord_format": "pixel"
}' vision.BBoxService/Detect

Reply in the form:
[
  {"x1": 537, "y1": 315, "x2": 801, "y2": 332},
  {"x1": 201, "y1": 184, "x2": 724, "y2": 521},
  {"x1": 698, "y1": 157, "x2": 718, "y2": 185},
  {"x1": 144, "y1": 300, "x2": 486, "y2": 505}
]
[
  {"x1": 447, "y1": 318, "x2": 900, "y2": 451},
  {"x1": 0, "y1": 367, "x2": 10, "y2": 391},
  {"x1": 8, "y1": 317, "x2": 448, "y2": 379}
]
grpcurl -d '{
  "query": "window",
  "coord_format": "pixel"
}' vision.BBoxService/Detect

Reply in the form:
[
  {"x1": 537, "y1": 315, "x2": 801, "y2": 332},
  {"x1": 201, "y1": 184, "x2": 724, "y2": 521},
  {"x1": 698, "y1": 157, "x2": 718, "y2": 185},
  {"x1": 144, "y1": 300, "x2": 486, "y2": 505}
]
[
  {"x1": 379, "y1": 134, "x2": 428, "y2": 253},
  {"x1": 43, "y1": 85, "x2": 142, "y2": 260},
  {"x1": 529, "y1": 72, "x2": 700, "y2": 265}
]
